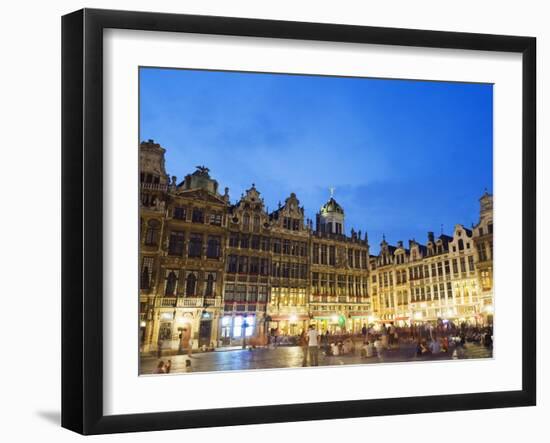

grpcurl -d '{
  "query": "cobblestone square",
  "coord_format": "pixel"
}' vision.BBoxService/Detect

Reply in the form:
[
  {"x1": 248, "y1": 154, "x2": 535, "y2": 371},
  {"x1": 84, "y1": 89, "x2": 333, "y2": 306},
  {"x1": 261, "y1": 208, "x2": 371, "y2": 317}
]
[{"x1": 140, "y1": 342, "x2": 492, "y2": 375}]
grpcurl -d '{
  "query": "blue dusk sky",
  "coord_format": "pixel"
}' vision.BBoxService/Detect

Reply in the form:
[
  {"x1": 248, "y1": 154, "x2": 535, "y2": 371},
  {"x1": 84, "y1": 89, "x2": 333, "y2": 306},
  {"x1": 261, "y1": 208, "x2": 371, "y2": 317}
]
[{"x1": 140, "y1": 67, "x2": 493, "y2": 253}]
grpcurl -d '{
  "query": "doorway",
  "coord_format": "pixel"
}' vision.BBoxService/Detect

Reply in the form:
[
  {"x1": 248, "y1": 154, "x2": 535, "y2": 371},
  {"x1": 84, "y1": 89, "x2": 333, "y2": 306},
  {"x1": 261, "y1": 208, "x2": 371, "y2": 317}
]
[{"x1": 199, "y1": 319, "x2": 212, "y2": 348}]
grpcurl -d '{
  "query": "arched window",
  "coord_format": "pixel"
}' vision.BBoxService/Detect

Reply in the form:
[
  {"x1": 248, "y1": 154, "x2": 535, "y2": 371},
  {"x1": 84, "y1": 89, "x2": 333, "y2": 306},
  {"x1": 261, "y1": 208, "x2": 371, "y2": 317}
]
[
  {"x1": 186, "y1": 273, "x2": 197, "y2": 296},
  {"x1": 165, "y1": 271, "x2": 177, "y2": 296},
  {"x1": 145, "y1": 219, "x2": 160, "y2": 245},
  {"x1": 205, "y1": 274, "x2": 215, "y2": 297}
]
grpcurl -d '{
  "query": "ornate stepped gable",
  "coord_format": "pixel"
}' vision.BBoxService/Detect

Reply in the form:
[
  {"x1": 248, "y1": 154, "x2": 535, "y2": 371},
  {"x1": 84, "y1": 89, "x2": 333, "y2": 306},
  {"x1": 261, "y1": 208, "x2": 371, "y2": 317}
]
[{"x1": 229, "y1": 184, "x2": 269, "y2": 228}]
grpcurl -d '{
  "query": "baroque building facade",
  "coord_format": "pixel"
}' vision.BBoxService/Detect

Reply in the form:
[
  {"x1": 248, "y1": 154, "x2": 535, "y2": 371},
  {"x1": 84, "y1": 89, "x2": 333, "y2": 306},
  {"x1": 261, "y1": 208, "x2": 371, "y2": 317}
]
[{"x1": 139, "y1": 140, "x2": 494, "y2": 354}]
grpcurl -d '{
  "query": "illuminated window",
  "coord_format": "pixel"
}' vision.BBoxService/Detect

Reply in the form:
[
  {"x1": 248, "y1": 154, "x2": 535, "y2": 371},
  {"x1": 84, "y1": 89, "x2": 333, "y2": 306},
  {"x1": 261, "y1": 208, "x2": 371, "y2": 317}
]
[
  {"x1": 233, "y1": 316, "x2": 243, "y2": 337},
  {"x1": 233, "y1": 316, "x2": 255, "y2": 337}
]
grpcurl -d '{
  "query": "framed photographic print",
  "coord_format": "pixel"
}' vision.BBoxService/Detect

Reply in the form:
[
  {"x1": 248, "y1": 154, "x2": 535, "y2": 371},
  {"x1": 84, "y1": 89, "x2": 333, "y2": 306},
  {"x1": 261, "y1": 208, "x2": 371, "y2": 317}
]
[{"x1": 61, "y1": 8, "x2": 536, "y2": 435}]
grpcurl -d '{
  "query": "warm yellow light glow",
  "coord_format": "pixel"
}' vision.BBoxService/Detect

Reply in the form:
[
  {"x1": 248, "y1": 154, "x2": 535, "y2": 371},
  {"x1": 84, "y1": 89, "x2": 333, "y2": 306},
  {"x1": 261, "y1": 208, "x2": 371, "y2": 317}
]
[
  {"x1": 484, "y1": 304, "x2": 494, "y2": 313},
  {"x1": 289, "y1": 314, "x2": 298, "y2": 323},
  {"x1": 331, "y1": 314, "x2": 338, "y2": 323},
  {"x1": 140, "y1": 321, "x2": 146, "y2": 327}
]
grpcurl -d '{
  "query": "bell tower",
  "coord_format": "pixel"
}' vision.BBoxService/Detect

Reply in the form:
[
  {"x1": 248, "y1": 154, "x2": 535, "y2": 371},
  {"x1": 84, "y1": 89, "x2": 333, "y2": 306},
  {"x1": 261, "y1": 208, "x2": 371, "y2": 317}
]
[{"x1": 316, "y1": 188, "x2": 345, "y2": 235}]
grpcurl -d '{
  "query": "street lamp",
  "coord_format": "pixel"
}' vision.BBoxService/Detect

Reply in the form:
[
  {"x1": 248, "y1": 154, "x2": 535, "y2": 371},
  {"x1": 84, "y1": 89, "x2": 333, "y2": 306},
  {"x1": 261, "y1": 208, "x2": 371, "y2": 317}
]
[{"x1": 242, "y1": 317, "x2": 249, "y2": 350}]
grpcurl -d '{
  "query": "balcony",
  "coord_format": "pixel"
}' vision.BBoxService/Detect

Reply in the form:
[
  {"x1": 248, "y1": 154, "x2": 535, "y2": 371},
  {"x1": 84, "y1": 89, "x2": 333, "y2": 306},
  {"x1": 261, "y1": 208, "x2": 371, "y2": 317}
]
[
  {"x1": 177, "y1": 298, "x2": 202, "y2": 308},
  {"x1": 155, "y1": 297, "x2": 222, "y2": 309},
  {"x1": 141, "y1": 182, "x2": 168, "y2": 191},
  {"x1": 156, "y1": 297, "x2": 177, "y2": 308}
]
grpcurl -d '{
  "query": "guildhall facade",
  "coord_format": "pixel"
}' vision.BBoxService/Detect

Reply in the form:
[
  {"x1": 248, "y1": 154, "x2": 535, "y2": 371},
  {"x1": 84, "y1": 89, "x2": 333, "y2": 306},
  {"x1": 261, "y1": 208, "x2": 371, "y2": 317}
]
[{"x1": 139, "y1": 140, "x2": 494, "y2": 354}]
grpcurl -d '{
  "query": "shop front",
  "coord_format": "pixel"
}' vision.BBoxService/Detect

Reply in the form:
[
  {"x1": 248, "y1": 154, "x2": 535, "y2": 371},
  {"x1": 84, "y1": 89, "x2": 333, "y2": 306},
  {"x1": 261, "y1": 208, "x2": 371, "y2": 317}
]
[
  {"x1": 349, "y1": 312, "x2": 372, "y2": 332},
  {"x1": 268, "y1": 314, "x2": 309, "y2": 336},
  {"x1": 310, "y1": 313, "x2": 347, "y2": 334},
  {"x1": 219, "y1": 313, "x2": 259, "y2": 346}
]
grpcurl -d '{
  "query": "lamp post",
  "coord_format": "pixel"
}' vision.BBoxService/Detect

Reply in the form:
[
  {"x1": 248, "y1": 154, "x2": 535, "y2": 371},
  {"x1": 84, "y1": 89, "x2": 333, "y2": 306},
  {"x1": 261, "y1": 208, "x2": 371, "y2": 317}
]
[
  {"x1": 242, "y1": 318, "x2": 249, "y2": 349},
  {"x1": 264, "y1": 314, "x2": 271, "y2": 345}
]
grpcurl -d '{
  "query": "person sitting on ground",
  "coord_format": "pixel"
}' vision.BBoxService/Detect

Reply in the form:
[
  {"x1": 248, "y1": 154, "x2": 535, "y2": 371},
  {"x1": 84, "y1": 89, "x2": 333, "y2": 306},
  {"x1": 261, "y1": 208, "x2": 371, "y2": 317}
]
[
  {"x1": 420, "y1": 340, "x2": 431, "y2": 354},
  {"x1": 416, "y1": 340, "x2": 423, "y2": 356},
  {"x1": 430, "y1": 339, "x2": 441, "y2": 354},
  {"x1": 374, "y1": 337, "x2": 384, "y2": 357},
  {"x1": 363, "y1": 341, "x2": 375, "y2": 358},
  {"x1": 343, "y1": 338, "x2": 353, "y2": 355},
  {"x1": 442, "y1": 336, "x2": 449, "y2": 353},
  {"x1": 152, "y1": 360, "x2": 165, "y2": 374}
]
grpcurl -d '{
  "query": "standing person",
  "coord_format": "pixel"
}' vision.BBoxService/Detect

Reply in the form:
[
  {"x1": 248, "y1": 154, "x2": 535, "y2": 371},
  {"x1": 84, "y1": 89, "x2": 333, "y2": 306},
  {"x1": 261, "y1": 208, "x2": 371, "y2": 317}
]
[
  {"x1": 361, "y1": 324, "x2": 368, "y2": 340},
  {"x1": 157, "y1": 338, "x2": 163, "y2": 359},
  {"x1": 307, "y1": 325, "x2": 320, "y2": 366},
  {"x1": 324, "y1": 331, "x2": 330, "y2": 350},
  {"x1": 389, "y1": 324, "x2": 396, "y2": 347},
  {"x1": 164, "y1": 359, "x2": 172, "y2": 374},
  {"x1": 180, "y1": 326, "x2": 193, "y2": 358},
  {"x1": 299, "y1": 330, "x2": 308, "y2": 367}
]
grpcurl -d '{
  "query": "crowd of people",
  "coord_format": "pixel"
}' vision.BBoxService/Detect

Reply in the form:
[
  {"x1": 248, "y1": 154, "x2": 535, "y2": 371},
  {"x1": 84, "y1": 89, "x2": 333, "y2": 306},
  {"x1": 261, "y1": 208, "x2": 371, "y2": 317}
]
[
  {"x1": 150, "y1": 321, "x2": 493, "y2": 372},
  {"x1": 298, "y1": 321, "x2": 493, "y2": 366}
]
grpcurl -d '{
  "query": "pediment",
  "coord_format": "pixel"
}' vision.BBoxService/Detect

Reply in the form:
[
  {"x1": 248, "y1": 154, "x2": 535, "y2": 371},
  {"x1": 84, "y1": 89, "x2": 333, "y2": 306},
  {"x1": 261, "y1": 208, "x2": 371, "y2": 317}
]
[{"x1": 174, "y1": 188, "x2": 227, "y2": 205}]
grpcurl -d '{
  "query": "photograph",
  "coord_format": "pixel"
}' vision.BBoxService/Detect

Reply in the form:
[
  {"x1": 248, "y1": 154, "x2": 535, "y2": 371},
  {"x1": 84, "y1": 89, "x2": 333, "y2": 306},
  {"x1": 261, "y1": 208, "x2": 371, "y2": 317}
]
[{"x1": 138, "y1": 67, "x2": 494, "y2": 375}]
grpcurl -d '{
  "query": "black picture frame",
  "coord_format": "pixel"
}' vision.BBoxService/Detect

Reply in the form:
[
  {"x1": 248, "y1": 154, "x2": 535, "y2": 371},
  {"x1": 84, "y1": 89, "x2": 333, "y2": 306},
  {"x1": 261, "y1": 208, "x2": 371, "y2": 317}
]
[{"x1": 61, "y1": 8, "x2": 536, "y2": 435}]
